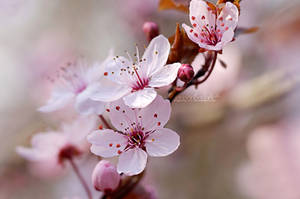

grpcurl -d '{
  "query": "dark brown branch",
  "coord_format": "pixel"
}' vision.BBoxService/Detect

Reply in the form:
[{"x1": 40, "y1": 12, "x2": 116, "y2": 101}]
[{"x1": 168, "y1": 51, "x2": 218, "y2": 103}]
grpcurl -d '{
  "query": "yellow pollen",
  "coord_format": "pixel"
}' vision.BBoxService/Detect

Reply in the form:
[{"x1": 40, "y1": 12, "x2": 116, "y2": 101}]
[{"x1": 152, "y1": 138, "x2": 155, "y2": 142}]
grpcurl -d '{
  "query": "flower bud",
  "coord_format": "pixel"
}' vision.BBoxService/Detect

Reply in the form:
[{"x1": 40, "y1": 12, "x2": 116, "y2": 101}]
[
  {"x1": 177, "y1": 64, "x2": 194, "y2": 82},
  {"x1": 92, "y1": 160, "x2": 120, "y2": 193},
  {"x1": 143, "y1": 21, "x2": 159, "y2": 42}
]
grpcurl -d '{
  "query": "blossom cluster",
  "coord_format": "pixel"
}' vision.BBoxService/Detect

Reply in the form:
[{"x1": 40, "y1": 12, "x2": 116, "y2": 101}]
[{"x1": 17, "y1": 0, "x2": 240, "y2": 198}]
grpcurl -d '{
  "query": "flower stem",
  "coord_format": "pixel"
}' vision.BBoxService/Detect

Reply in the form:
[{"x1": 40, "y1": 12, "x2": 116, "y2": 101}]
[
  {"x1": 101, "y1": 171, "x2": 145, "y2": 199},
  {"x1": 168, "y1": 51, "x2": 218, "y2": 102},
  {"x1": 99, "y1": 115, "x2": 112, "y2": 129},
  {"x1": 68, "y1": 158, "x2": 92, "y2": 199}
]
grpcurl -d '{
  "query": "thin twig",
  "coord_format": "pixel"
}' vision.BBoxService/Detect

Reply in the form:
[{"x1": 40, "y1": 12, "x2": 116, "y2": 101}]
[
  {"x1": 101, "y1": 171, "x2": 145, "y2": 199},
  {"x1": 168, "y1": 51, "x2": 218, "y2": 102},
  {"x1": 99, "y1": 115, "x2": 112, "y2": 129},
  {"x1": 68, "y1": 158, "x2": 92, "y2": 199},
  {"x1": 194, "y1": 51, "x2": 217, "y2": 85}
]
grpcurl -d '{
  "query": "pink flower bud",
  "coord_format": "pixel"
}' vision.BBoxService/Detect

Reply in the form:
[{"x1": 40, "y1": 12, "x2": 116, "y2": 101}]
[
  {"x1": 92, "y1": 160, "x2": 120, "y2": 193},
  {"x1": 178, "y1": 64, "x2": 194, "y2": 82},
  {"x1": 143, "y1": 21, "x2": 159, "y2": 42}
]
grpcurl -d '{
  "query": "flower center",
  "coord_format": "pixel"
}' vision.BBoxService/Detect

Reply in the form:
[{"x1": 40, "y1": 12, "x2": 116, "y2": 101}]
[
  {"x1": 200, "y1": 26, "x2": 220, "y2": 46},
  {"x1": 128, "y1": 130, "x2": 146, "y2": 148},
  {"x1": 75, "y1": 83, "x2": 87, "y2": 94},
  {"x1": 131, "y1": 66, "x2": 149, "y2": 92},
  {"x1": 58, "y1": 144, "x2": 81, "y2": 163}
]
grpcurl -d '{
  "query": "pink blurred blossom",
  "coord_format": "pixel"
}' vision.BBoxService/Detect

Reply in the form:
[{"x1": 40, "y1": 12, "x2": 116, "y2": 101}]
[
  {"x1": 27, "y1": 31, "x2": 79, "y2": 121},
  {"x1": 237, "y1": 120, "x2": 300, "y2": 199},
  {"x1": 16, "y1": 116, "x2": 97, "y2": 179}
]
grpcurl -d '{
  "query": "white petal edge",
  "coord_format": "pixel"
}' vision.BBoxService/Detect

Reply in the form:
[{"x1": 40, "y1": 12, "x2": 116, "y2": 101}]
[
  {"x1": 145, "y1": 128, "x2": 180, "y2": 157},
  {"x1": 139, "y1": 95, "x2": 171, "y2": 131},
  {"x1": 38, "y1": 90, "x2": 74, "y2": 112},
  {"x1": 123, "y1": 87, "x2": 157, "y2": 108},
  {"x1": 214, "y1": 28, "x2": 234, "y2": 50},
  {"x1": 117, "y1": 148, "x2": 148, "y2": 176},
  {"x1": 87, "y1": 130, "x2": 127, "y2": 158},
  {"x1": 108, "y1": 98, "x2": 139, "y2": 132},
  {"x1": 142, "y1": 35, "x2": 171, "y2": 77},
  {"x1": 148, "y1": 63, "x2": 181, "y2": 88},
  {"x1": 90, "y1": 80, "x2": 131, "y2": 102},
  {"x1": 75, "y1": 87, "x2": 106, "y2": 116}
]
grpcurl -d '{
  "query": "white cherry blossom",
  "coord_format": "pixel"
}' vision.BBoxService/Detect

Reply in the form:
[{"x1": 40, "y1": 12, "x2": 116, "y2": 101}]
[
  {"x1": 90, "y1": 35, "x2": 181, "y2": 108},
  {"x1": 38, "y1": 55, "x2": 114, "y2": 116},
  {"x1": 87, "y1": 95, "x2": 180, "y2": 176},
  {"x1": 182, "y1": 0, "x2": 239, "y2": 51}
]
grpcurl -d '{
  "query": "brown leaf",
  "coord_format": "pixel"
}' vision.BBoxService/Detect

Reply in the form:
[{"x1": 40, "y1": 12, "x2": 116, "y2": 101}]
[
  {"x1": 167, "y1": 23, "x2": 199, "y2": 64},
  {"x1": 158, "y1": 0, "x2": 189, "y2": 13}
]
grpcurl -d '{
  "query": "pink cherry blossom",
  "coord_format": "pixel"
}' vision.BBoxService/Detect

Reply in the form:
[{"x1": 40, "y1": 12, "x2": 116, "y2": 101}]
[
  {"x1": 90, "y1": 35, "x2": 181, "y2": 108},
  {"x1": 182, "y1": 0, "x2": 239, "y2": 51},
  {"x1": 38, "y1": 55, "x2": 113, "y2": 116},
  {"x1": 87, "y1": 95, "x2": 180, "y2": 176},
  {"x1": 16, "y1": 117, "x2": 97, "y2": 176}
]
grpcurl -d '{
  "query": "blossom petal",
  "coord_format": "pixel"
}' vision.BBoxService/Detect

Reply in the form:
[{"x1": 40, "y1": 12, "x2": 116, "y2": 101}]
[
  {"x1": 182, "y1": 23, "x2": 202, "y2": 45},
  {"x1": 138, "y1": 95, "x2": 171, "y2": 131},
  {"x1": 108, "y1": 98, "x2": 138, "y2": 131},
  {"x1": 217, "y1": 2, "x2": 239, "y2": 32},
  {"x1": 62, "y1": 116, "x2": 97, "y2": 143},
  {"x1": 123, "y1": 87, "x2": 157, "y2": 108},
  {"x1": 148, "y1": 63, "x2": 181, "y2": 87},
  {"x1": 182, "y1": 24, "x2": 212, "y2": 50},
  {"x1": 17, "y1": 132, "x2": 64, "y2": 161},
  {"x1": 31, "y1": 132, "x2": 65, "y2": 148},
  {"x1": 215, "y1": 28, "x2": 234, "y2": 50},
  {"x1": 117, "y1": 148, "x2": 147, "y2": 176},
  {"x1": 75, "y1": 86, "x2": 106, "y2": 116},
  {"x1": 90, "y1": 80, "x2": 131, "y2": 102},
  {"x1": 190, "y1": 0, "x2": 216, "y2": 30},
  {"x1": 16, "y1": 146, "x2": 49, "y2": 161},
  {"x1": 142, "y1": 35, "x2": 170, "y2": 76},
  {"x1": 104, "y1": 56, "x2": 135, "y2": 85},
  {"x1": 38, "y1": 89, "x2": 74, "y2": 112},
  {"x1": 86, "y1": 50, "x2": 114, "y2": 82},
  {"x1": 85, "y1": 62, "x2": 104, "y2": 83},
  {"x1": 87, "y1": 130, "x2": 127, "y2": 158},
  {"x1": 145, "y1": 128, "x2": 180, "y2": 157}
]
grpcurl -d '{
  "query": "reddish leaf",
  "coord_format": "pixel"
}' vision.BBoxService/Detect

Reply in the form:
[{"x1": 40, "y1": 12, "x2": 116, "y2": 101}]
[
  {"x1": 167, "y1": 24, "x2": 199, "y2": 64},
  {"x1": 158, "y1": 0, "x2": 189, "y2": 13}
]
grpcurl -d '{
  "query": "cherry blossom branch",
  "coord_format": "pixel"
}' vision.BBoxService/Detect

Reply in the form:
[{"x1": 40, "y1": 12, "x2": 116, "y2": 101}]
[
  {"x1": 194, "y1": 51, "x2": 218, "y2": 85},
  {"x1": 101, "y1": 171, "x2": 145, "y2": 199},
  {"x1": 68, "y1": 158, "x2": 92, "y2": 199},
  {"x1": 168, "y1": 51, "x2": 218, "y2": 102},
  {"x1": 99, "y1": 115, "x2": 113, "y2": 129}
]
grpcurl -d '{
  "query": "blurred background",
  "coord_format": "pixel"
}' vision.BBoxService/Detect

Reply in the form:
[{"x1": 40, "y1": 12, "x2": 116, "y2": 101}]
[{"x1": 0, "y1": 0, "x2": 300, "y2": 198}]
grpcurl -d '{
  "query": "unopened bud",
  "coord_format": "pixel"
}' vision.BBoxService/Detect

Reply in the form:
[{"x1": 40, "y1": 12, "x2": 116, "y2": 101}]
[
  {"x1": 178, "y1": 64, "x2": 194, "y2": 82},
  {"x1": 92, "y1": 160, "x2": 120, "y2": 193},
  {"x1": 143, "y1": 21, "x2": 159, "y2": 42}
]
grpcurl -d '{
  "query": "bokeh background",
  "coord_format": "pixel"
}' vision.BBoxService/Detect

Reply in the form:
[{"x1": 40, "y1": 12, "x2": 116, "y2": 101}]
[{"x1": 0, "y1": 0, "x2": 300, "y2": 198}]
